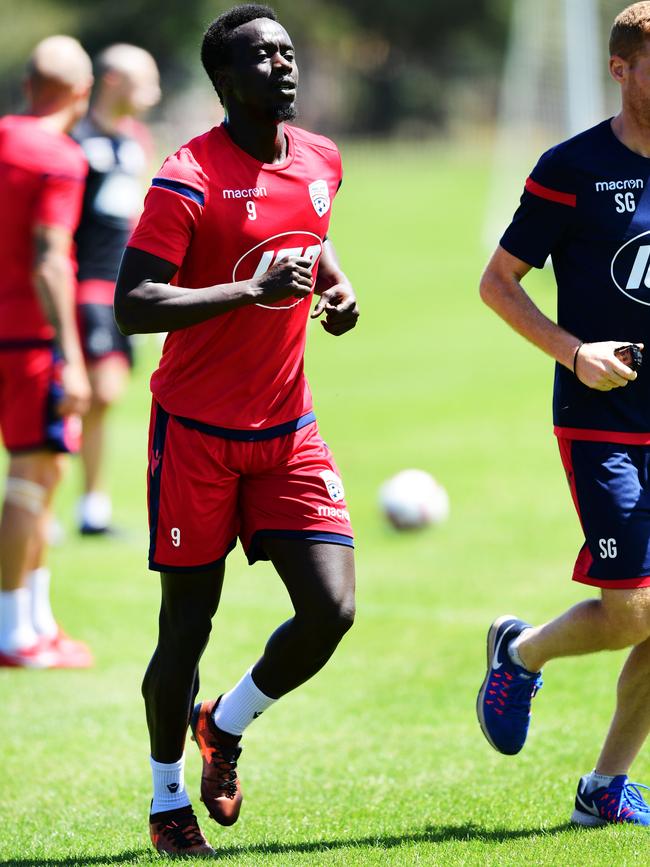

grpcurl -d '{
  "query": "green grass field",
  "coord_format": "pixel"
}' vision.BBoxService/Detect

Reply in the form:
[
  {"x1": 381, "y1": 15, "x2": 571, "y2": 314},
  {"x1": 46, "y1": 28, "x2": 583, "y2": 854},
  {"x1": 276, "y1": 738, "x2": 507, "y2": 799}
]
[{"x1": 1, "y1": 142, "x2": 649, "y2": 865}]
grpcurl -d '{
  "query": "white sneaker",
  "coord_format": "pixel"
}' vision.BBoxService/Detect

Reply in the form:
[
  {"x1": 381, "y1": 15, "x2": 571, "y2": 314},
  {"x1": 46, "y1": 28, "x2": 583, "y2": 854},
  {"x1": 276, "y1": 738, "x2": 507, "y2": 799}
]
[{"x1": 78, "y1": 492, "x2": 112, "y2": 534}]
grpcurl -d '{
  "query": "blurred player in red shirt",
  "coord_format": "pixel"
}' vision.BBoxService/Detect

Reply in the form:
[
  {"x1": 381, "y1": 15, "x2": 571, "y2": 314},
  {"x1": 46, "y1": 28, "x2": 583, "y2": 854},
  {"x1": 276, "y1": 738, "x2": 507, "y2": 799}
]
[
  {"x1": 0, "y1": 36, "x2": 94, "y2": 668},
  {"x1": 115, "y1": 4, "x2": 359, "y2": 856},
  {"x1": 74, "y1": 44, "x2": 160, "y2": 534}
]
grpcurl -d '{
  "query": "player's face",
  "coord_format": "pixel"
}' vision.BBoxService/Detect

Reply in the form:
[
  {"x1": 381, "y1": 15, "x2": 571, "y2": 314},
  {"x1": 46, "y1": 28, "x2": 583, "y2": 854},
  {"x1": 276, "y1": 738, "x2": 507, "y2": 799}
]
[
  {"x1": 222, "y1": 18, "x2": 298, "y2": 121},
  {"x1": 617, "y1": 40, "x2": 650, "y2": 124},
  {"x1": 111, "y1": 65, "x2": 161, "y2": 116}
]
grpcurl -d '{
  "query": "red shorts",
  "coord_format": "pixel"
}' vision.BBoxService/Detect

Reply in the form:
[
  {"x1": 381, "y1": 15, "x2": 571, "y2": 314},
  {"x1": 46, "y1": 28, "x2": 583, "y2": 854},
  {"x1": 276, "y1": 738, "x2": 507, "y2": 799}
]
[
  {"x1": 0, "y1": 341, "x2": 80, "y2": 453},
  {"x1": 147, "y1": 402, "x2": 354, "y2": 571}
]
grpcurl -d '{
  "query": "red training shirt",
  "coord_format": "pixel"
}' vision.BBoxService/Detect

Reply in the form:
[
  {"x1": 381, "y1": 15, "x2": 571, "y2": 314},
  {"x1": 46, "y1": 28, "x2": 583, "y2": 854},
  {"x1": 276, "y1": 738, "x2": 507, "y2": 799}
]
[
  {"x1": 0, "y1": 115, "x2": 87, "y2": 342},
  {"x1": 128, "y1": 123, "x2": 343, "y2": 431}
]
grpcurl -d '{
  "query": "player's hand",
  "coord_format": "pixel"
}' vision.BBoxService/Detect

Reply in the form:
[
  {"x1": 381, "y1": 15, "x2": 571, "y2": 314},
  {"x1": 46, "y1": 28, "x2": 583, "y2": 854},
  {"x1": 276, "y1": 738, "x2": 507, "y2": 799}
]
[
  {"x1": 57, "y1": 359, "x2": 91, "y2": 416},
  {"x1": 574, "y1": 341, "x2": 644, "y2": 391},
  {"x1": 252, "y1": 257, "x2": 313, "y2": 303},
  {"x1": 311, "y1": 284, "x2": 359, "y2": 335}
]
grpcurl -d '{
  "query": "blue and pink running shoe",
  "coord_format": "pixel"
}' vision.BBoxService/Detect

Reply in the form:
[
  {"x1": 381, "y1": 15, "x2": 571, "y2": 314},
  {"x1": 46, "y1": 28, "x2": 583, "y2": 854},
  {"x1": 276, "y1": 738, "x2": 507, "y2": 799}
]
[
  {"x1": 476, "y1": 615, "x2": 543, "y2": 755},
  {"x1": 572, "y1": 774, "x2": 650, "y2": 826}
]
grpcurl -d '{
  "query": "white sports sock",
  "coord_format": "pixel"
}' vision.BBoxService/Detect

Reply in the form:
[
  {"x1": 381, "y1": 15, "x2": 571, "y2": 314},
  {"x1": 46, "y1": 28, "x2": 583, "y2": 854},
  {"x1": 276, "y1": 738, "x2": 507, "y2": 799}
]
[
  {"x1": 508, "y1": 630, "x2": 534, "y2": 672},
  {"x1": 28, "y1": 567, "x2": 58, "y2": 639},
  {"x1": 0, "y1": 588, "x2": 38, "y2": 653},
  {"x1": 583, "y1": 771, "x2": 617, "y2": 793},
  {"x1": 150, "y1": 755, "x2": 191, "y2": 814},
  {"x1": 213, "y1": 668, "x2": 277, "y2": 736}
]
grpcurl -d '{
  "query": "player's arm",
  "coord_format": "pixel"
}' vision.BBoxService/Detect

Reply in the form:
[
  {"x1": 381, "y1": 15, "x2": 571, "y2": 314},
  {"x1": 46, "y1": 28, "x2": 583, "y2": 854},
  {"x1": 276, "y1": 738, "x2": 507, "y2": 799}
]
[
  {"x1": 310, "y1": 238, "x2": 359, "y2": 336},
  {"x1": 480, "y1": 245, "x2": 638, "y2": 391},
  {"x1": 32, "y1": 224, "x2": 91, "y2": 415},
  {"x1": 114, "y1": 247, "x2": 314, "y2": 335}
]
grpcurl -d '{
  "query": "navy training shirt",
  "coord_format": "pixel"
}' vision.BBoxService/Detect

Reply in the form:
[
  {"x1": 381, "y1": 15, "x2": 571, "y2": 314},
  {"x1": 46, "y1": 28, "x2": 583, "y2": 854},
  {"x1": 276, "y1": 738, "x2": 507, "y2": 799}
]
[
  {"x1": 501, "y1": 118, "x2": 650, "y2": 443},
  {"x1": 73, "y1": 116, "x2": 149, "y2": 283}
]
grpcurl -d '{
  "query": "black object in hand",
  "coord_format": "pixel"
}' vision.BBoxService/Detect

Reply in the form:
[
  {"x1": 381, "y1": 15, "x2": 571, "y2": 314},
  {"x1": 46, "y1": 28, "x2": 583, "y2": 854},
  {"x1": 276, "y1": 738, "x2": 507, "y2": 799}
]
[{"x1": 614, "y1": 344, "x2": 643, "y2": 372}]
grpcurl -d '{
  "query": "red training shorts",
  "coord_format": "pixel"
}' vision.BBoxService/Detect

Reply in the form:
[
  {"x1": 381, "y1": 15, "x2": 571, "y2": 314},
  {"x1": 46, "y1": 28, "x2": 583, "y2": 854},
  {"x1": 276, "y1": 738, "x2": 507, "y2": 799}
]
[
  {"x1": 147, "y1": 402, "x2": 354, "y2": 571},
  {"x1": 0, "y1": 341, "x2": 81, "y2": 454}
]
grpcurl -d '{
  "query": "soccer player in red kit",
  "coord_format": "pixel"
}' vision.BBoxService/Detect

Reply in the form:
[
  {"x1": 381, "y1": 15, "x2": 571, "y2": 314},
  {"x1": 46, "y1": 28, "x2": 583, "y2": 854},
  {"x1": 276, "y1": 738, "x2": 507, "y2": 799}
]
[
  {"x1": 114, "y1": 5, "x2": 359, "y2": 856},
  {"x1": 0, "y1": 36, "x2": 94, "y2": 669},
  {"x1": 74, "y1": 44, "x2": 160, "y2": 535}
]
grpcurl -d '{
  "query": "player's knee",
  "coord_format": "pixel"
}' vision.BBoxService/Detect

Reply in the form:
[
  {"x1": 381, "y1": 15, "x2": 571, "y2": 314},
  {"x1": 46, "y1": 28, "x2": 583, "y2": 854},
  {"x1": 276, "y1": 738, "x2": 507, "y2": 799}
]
[
  {"x1": 316, "y1": 598, "x2": 356, "y2": 643},
  {"x1": 3, "y1": 477, "x2": 47, "y2": 516},
  {"x1": 602, "y1": 594, "x2": 650, "y2": 647},
  {"x1": 161, "y1": 605, "x2": 213, "y2": 657},
  {"x1": 91, "y1": 383, "x2": 120, "y2": 411}
]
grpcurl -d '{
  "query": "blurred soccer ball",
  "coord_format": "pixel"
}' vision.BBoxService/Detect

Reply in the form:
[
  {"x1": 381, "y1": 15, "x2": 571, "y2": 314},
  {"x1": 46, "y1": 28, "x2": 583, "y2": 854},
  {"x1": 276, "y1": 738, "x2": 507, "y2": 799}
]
[{"x1": 379, "y1": 469, "x2": 449, "y2": 530}]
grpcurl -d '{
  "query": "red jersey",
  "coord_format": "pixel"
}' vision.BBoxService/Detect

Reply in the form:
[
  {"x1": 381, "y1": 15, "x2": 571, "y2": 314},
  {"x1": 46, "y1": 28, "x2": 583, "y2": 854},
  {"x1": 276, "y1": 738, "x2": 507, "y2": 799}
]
[
  {"x1": 127, "y1": 123, "x2": 342, "y2": 431},
  {"x1": 0, "y1": 115, "x2": 87, "y2": 341}
]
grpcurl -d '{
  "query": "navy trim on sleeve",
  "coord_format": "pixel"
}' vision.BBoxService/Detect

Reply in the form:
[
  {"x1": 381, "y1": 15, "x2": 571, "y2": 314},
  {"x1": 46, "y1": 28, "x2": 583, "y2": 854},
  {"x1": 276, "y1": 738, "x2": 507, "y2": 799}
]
[{"x1": 151, "y1": 177, "x2": 205, "y2": 206}]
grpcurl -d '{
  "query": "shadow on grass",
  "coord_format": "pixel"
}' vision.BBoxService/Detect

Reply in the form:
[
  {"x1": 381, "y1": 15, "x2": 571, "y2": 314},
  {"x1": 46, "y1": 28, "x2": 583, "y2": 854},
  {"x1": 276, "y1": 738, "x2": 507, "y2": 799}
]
[{"x1": 2, "y1": 821, "x2": 577, "y2": 865}]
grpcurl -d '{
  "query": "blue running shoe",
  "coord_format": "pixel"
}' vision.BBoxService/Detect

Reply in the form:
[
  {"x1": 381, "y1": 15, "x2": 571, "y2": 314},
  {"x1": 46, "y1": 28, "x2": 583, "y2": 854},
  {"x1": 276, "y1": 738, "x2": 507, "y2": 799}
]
[
  {"x1": 572, "y1": 774, "x2": 650, "y2": 826},
  {"x1": 476, "y1": 614, "x2": 543, "y2": 755}
]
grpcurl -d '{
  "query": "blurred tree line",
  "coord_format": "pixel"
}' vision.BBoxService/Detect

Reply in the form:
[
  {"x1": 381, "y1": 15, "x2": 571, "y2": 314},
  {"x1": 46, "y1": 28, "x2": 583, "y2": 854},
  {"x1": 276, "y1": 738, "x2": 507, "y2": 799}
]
[{"x1": 1, "y1": 0, "x2": 512, "y2": 135}]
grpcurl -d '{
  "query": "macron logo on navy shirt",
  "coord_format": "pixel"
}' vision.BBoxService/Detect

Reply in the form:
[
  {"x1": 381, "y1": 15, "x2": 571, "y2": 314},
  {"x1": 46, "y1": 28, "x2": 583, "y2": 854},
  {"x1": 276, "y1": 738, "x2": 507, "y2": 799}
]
[{"x1": 595, "y1": 178, "x2": 644, "y2": 191}]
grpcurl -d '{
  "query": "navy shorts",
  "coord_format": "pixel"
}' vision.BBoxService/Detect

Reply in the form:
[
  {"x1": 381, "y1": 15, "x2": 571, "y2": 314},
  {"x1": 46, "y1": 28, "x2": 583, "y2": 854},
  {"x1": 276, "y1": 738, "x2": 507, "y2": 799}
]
[
  {"x1": 558, "y1": 437, "x2": 650, "y2": 588},
  {"x1": 77, "y1": 303, "x2": 133, "y2": 367}
]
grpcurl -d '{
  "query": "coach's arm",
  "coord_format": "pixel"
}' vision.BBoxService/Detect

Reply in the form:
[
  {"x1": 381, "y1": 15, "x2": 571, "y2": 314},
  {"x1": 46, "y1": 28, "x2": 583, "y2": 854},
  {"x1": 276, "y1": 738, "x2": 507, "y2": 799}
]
[{"x1": 480, "y1": 244, "x2": 638, "y2": 392}]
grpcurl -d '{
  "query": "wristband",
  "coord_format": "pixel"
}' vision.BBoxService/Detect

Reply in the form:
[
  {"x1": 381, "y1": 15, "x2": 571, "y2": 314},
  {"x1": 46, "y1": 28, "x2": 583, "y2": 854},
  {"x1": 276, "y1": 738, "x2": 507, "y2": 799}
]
[{"x1": 572, "y1": 342, "x2": 584, "y2": 377}]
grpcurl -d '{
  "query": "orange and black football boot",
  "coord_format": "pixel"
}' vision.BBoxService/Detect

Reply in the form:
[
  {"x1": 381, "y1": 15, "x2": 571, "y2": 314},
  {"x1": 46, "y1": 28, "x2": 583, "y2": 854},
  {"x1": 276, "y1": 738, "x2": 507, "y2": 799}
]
[
  {"x1": 190, "y1": 698, "x2": 243, "y2": 826},
  {"x1": 149, "y1": 803, "x2": 215, "y2": 857}
]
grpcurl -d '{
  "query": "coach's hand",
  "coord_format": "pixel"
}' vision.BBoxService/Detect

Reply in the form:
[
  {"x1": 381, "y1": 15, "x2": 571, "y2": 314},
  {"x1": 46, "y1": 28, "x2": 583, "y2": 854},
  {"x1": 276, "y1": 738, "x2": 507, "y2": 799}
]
[
  {"x1": 311, "y1": 284, "x2": 359, "y2": 335},
  {"x1": 57, "y1": 359, "x2": 91, "y2": 416},
  {"x1": 252, "y1": 257, "x2": 313, "y2": 303},
  {"x1": 574, "y1": 341, "x2": 644, "y2": 391}
]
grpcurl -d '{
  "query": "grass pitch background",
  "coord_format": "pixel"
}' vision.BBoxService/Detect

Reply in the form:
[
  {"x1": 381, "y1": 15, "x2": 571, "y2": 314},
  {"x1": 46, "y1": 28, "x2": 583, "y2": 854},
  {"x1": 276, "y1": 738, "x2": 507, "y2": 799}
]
[{"x1": 1, "y1": 143, "x2": 648, "y2": 865}]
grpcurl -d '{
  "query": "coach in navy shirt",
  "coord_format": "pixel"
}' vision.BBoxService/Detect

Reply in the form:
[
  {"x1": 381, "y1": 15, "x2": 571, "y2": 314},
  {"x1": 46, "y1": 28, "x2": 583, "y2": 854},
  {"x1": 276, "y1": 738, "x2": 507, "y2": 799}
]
[{"x1": 477, "y1": 1, "x2": 650, "y2": 827}]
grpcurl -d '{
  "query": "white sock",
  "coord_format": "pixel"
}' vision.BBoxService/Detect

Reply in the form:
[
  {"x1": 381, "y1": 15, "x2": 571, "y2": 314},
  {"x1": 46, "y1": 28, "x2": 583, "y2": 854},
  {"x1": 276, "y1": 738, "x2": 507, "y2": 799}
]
[
  {"x1": 28, "y1": 567, "x2": 58, "y2": 639},
  {"x1": 508, "y1": 630, "x2": 535, "y2": 672},
  {"x1": 78, "y1": 492, "x2": 112, "y2": 530},
  {"x1": 213, "y1": 668, "x2": 277, "y2": 736},
  {"x1": 583, "y1": 771, "x2": 617, "y2": 793},
  {"x1": 0, "y1": 588, "x2": 38, "y2": 652},
  {"x1": 150, "y1": 755, "x2": 191, "y2": 814}
]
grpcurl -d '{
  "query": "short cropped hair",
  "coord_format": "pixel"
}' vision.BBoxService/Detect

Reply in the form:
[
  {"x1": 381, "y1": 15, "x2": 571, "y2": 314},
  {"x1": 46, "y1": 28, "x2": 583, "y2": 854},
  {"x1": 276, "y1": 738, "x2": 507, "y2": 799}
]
[
  {"x1": 610, "y1": 2, "x2": 650, "y2": 61},
  {"x1": 201, "y1": 4, "x2": 277, "y2": 102}
]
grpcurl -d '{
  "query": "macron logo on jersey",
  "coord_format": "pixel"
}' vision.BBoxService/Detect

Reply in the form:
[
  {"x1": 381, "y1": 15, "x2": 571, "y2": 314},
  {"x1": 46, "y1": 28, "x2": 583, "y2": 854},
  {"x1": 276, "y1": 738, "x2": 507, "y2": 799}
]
[
  {"x1": 223, "y1": 186, "x2": 268, "y2": 199},
  {"x1": 595, "y1": 179, "x2": 644, "y2": 192}
]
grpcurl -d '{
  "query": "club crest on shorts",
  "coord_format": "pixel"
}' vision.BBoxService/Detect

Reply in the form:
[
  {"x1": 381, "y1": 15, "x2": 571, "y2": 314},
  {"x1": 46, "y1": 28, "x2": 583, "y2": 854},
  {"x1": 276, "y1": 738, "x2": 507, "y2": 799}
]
[
  {"x1": 309, "y1": 180, "x2": 330, "y2": 217},
  {"x1": 320, "y1": 469, "x2": 344, "y2": 502}
]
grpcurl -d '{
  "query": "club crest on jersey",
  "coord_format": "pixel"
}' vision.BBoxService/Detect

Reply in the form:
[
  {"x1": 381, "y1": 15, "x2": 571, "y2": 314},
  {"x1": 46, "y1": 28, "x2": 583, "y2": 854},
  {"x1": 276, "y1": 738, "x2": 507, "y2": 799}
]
[
  {"x1": 320, "y1": 470, "x2": 345, "y2": 503},
  {"x1": 309, "y1": 180, "x2": 330, "y2": 217},
  {"x1": 611, "y1": 230, "x2": 650, "y2": 305}
]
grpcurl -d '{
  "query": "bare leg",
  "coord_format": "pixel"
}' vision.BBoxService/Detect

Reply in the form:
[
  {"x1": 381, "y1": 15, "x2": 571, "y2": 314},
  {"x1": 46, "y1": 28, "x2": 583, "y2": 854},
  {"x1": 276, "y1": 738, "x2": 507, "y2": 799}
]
[
  {"x1": 596, "y1": 635, "x2": 650, "y2": 775},
  {"x1": 1, "y1": 453, "x2": 59, "y2": 591},
  {"x1": 251, "y1": 540, "x2": 355, "y2": 698},
  {"x1": 28, "y1": 453, "x2": 66, "y2": 573},
  {"x1": 79, "y1": 358, "x2": 129, "y2": 529},
  {"x1": 142, "y1": 567, "x2": 225, "y2": 762},
  {"x1": 516, "y1": 587, "x2": 650, "y2": 775},
  {"x1": 517, "y1": 588, "x2": 650, "y2": 671}
]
